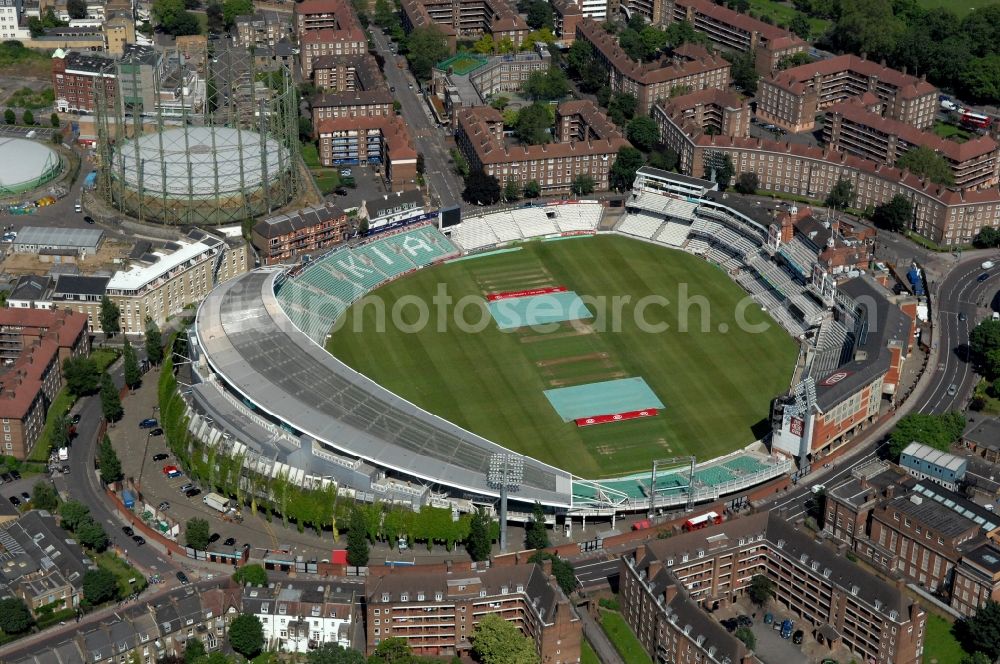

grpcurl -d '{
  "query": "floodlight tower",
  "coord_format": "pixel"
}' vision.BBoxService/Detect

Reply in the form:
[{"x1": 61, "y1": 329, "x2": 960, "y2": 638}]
[{"x1": 488, "y1": 453, "x2": 524, "y2": 554}]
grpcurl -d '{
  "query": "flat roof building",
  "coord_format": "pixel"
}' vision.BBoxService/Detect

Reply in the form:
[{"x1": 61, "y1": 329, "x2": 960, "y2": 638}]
[
  {"x1": 12, "y1": 226, "x2": 104, "y2": 257},
  {"x1": 899, "y1": 442, "x2": 967, "y2": 492}
]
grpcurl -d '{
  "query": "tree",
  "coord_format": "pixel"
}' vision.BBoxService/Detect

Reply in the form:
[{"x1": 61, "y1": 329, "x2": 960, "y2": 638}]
[
  {"x1": 32, "y1": 480, "x2": 58, "y2": 511},
  {"x1": 896, "y1": 146, "x2": 955, "y2": 186},
  {"x1": 728, "y1": 51, "x2": 759, "y2": 94},
  {"x1": 184, "y1": 637, "x2": 207, "y2": 664},
  {"x1": 974, "y1": 226, "x2": 1000, "y2": 248},
  {"x1": 958, "y1": 600, "x2": 1000, "y2": 660},
  {"x1": 20, "y1": 109, "x2": 32, "y2": 126},
  {"x1": 525, "y1": 0, "x2": 553, "y2": 30},
  {"x1": 503, "y1": 179, "x2": 521, "y2": 202},
  {"x1": 63, "y1": 356, "x2": 100, "y2": 396},
  {"x1": 83, "y1": 568, "x2": 118, "y2": 605},
  {"x1": 462, "y1": 170, "x2": 502, "y2": 205},
  {"x1": 101, "y1": 372, "x2": 123, "y2": 423},
  {"x1": 98, "y1": 434, "x2": 123, "y2": 483},
  {"x1": 406, "y1": 26, "x2": 450, "y2": 81},
  {"x1": 971, "y1": 320, "x2": 1000, "y2": 374},
  {"x1": 3, "y1": 108, "x2": 14, "y2": 125},
  {"x1": 100, "y1": 296, "x2": 121, "y2": 337},
  {"x1": 59, "y1": 500, "x2": 91, "y2": 531},
  {"x1": 471, "y1": 614, "x2": 540, "y2": 664},
  {"x1": 307, "y1": 644, "x2": 367, "y2": 664},
  {"x1": 889, "y1": 412, "x2": 967, "y2": 459},
  {"x1": 522, "y1": 68, "x2": 569, "y2": 101},
  {"x1": 735, "y1": 172, "x2": 759, "y2": 195},
  {"x1": 467, "y1": 506, "x2": 492, "y2": 561},
  {"x1": 825, "y1": 178, "x2": 854, "y2": 210},
  {"x1": 222, "y1": 0, "x2": 252, "y2": 27},
  {"x1": 648, "y1": 147, "x2": 679, "y2": 172},
  {"x1": 67, "y1": 0, "x2": 87, "y2": 18},
  {"x1": 0, "y1": 597, "x2": 33, "y2": 634},
  {"x1": 228, "y1": 614, "x2": 265, "y2": 658},
  {"x1": 825, "y1": 0, "x2": 902, "y2": 62},
  {"x1": 51, "y1": 413, "x2": 73, "y2": 451},
  {"x1": 206, "y1": 0, "x2": 225, "y2": 32},
  {"x1": 298, "y1": 116, "x2": 314, "y2": 142},
  {"x1": 525, "y1": 502, "x2": 549, "y2": 550},
  {"x1": 529, "y1": 551, "x2": 577, "y2": 595},
  {"x1": 789, "y1": 12, "x2": 811, "y2": 38},
  {"x1": 346, "y1": 508, "x2": 369, "y2": 567},
  {"x1": 961, "y1": 653, "x2": 993, "y2": 664},
  {"x1": 704, "y1": 154, "x2": 734, "y2": 190},
  {"x1": 961, "y1": 55, "x2": 1000, "y2": 104},
  {"x1": 664, "y1": 19, "x2": 708, "y2": 47},
  {"x1": 50, "y1": 112, "x2": 60, "y2": 128},
  {"x1": 186, "y1": 517, "x2": 211, "y2": 549},
  {"x1": 232, "y1": 563, "x2": 268, "y2": 586},
  {"x1": 872, "y1": 194, "x2": 913, "y2": 232},
  {"x1": 748, "y1": 574, "x2": 775, "y2": 607},
  {"x1": 607, "y1": 92, "x2": 637, "y2": 126},
  {"x1": 77, "y1": 517, "x2": 109, "y2": 551},
  {"x1": 145, "y1": 318, "x2": 164, "y2": 365},
  {"x1": 514, "y1": 103, "x2": 551, "y2": 144},
  {"x1": 123, "y1": 338, "x2": 141, "y2": 390},
  {"x1": 571, "y1": 175, "x2": 596, "y2": 195},
  {"x1": 626, "y1": 116, "x2": 659, "y2": 152},
  {"x1": 735, "y1": 626, "x2": 756, "y2": 650},
  {"x1": 523, "y1": 180, "x2": 541, "y2": 198},
  {"x1": 611, "y1": 146, "x2": 645, "y2": 191},
  {"x1": 370, "y1": 638, "x2": 414, "y2": 664},
  {"x1": 472, "y1": 33, "x2": 495, "y2": 54}
]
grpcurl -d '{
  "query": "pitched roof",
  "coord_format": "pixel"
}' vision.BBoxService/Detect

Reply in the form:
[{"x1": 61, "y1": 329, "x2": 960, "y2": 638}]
[
  {"x1": 315, "y1": 115, "x2": 417, "y2": 161},
  {"x1": 768, "y1": 53, "x2": 936, "y2": 100},
  {"x1": 254, "y1": 203, "x2": 348, "y2": 239}
]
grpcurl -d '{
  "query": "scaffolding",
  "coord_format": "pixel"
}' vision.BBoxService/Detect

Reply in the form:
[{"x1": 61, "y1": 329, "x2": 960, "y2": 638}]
[{"x1": 94, "y1": 43, "x2": 302, "y2": 226}]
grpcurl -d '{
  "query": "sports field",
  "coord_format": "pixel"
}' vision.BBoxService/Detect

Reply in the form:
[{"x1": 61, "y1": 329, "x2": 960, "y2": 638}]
[{"x1": 328, "y1": 235, "x2": 797, "y2": 478}]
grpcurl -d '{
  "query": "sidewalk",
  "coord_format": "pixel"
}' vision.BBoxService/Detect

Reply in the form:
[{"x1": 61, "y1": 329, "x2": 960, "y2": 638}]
[{"x1": 578, "y1": 609, "x2": 625, "y2": 664}]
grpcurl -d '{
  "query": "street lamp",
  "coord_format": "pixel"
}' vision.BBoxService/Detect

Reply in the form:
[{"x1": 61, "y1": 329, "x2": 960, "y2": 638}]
[{"x1": 487, "y1": 453, "x2": 523, "y2": 554}]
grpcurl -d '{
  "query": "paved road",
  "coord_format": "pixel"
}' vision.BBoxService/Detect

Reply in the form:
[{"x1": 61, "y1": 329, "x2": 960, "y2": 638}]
[
  {"x1": 575, "y1": 558, "x2": 621, "y2": 589},
  {"x1": 911, "y1": 256, "x2": 1000, "y2": 414},
  {"x1": 368, "y1": 27, "x2": 464, "y2": 208}
]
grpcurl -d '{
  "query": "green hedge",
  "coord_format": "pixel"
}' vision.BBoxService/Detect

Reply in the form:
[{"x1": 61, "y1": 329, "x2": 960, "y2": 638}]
[{"x1": 29, "y1": 388, "x2": 74, "y2": 462}]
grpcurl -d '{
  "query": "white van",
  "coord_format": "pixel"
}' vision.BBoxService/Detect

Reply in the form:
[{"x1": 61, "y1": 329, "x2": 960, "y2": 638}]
[
  {"x1": 983, "y1": 260, "x2": 996, "y2": 269},
  {"x1": 993, "y1": 311, "x2": 999, "y2": 321},
  {"x1": 74, "y1": 201, "x2": 82, "y2": 213}
]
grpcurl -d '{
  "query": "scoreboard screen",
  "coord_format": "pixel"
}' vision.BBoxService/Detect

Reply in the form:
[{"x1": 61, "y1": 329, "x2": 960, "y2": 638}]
[{"x1": 440, "y1": 206, "x2": 461, "y2": 228}]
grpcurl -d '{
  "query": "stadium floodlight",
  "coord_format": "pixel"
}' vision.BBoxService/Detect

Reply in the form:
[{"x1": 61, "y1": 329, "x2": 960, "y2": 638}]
[{"x1": 488, "y1": 453, "x2": 524, "y2": 553}]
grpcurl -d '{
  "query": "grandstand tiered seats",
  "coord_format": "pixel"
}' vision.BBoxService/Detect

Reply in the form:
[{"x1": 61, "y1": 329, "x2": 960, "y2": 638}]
[
  {"x1": 384, "y1": 227, "x2": 460, "y2": 266},
  {"x1": 512, "y1": 208, "x2": 559, "y2": 238},
  {"x1": 663, "y1": 198, "x2": 698, "y2": 221},
  {"x1": 353, "y1": 242, "x2": 415, "y2": 280},
  {"x1": 486, "y1": 214, "x2": 523, "y2": 243},
  {"x1": 616, "y1": 211, "x2": 664, "y2": 239},
  {"x1": 686, "y1": 237, "x2": 709, "y2": 254},
  {"x1": 780, "y1": 237, "x2": 819, "y2": 275},
  {"x1": 654, "y1": 220, "x2": 690, "y2": 247},
  {"x1": 453, "y1": 219, "x2": 500, "y2": 251},
  {"x1": 552, "y1": 203, "x2": 602, "y2": 232}
]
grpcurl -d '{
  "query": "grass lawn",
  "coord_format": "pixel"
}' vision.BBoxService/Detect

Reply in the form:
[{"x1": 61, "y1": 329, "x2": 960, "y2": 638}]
[
  {"x1": 973, "y1": 378, "x2": 1000, "y2": 415},
  {"x1": 91, "y1": 348, "x2": 121, "y2": 373},
  {"x1": 934, "y1": 122, "x2": 973, "y2": 143},
  {"x1": 749, "y1": 0, "x2": 830, "y2": 39},
  {"x1": 95, "y1": 551, "x2": 148, "y2": 597},
  {"x1": 924, "y1": 613, "x2": 966, "y2": 664},
  {"x1": 28, "y1": 388, "x2": 74, "y2": 462},
  {"x1": 581, "y1": 639, "x2": 600, "y2": 664},
  {"x1": 599, "y1": 610, "x2": 653, "y2": 664},
  {"x1": 302, "y1": 142, "x2": 342, "y2": 194},
  {"x1": 330, "y1": 236, "x2": 796, "y2": 478},
  {"x1": 917, "y1": 0, "x2": 998, "y2": 17}
]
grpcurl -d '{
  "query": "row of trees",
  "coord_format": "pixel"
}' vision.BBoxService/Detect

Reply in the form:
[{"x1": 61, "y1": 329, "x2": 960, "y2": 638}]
[
  {"x1": 2, "y1": 108, "x2": 58, "y2": 128},
  {"x1": 971, "y1": 319, "x2": 1000, "y2": 399},
  {"x1": 888, "y1": 411, "x2": 967, "y2": 460}
]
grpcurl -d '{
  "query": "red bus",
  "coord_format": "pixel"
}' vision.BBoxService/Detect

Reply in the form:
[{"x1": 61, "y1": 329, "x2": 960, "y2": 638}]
[
  {"x1": 961, "y1": 110, "x2": 992, "y2": 129},
  {"x1": 682, "y1": 511, "x2": 723, "y2": 532}
]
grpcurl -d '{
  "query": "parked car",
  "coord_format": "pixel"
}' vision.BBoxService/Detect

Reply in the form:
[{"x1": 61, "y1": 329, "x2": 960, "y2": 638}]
[
  {"x1": 793, "y1": 629, "x2": 804, "y2": 645},
  {"x1": 140, "y1": 418, "x2": 159, "y2": 429},
  {"x1": 780, "y1": 619, "x2": 794, "y2": 639},
  {"x1": 150, "y1": 428, "x2": 163, "y2": 436},
  {"x1": 84, "y1": 216, "x2": 96, "y2": 224},
  {"x1": 71, "y1": 413, "x2": 81, "y2": 424},
  {"x1": 152, "y1": 453, "x2": 169, "y2": 461},
  {"x1": 0, "y1": 473, "x2": 11, "y2": 483},
  {"x1": 179, "y1": 483, "x2": 194, "y2": 493},
  {"x1": 224, "y1": 537, "x2": 236, "y2": 546},
  {"x1": 61, "y1": 465, "x2": 70, "y2": 474},
  {"x1": 185, "y1": 488, "x2": 201, "y2": 498},
  {"x1": 19, "y1": 492, "x2": 29, "y2": 501},
  {"x1": 8, "y1": 470, "x2": 19, "y2": 480},
  {"x1": 736, "y1": 615, "x2": 753, "y2": 628},
  {"x1": 122, "y1": 526, "x2": 134, "y2": 536},
  {"x1": 176, "y1": 571, "x2": 190, "y2": 584},
  {"x1": 959, "y1": 312, "x2": 968, "y2": 321},
  {"x1": 132, "y1": 535, "x2": 145, "y2": 546},
  {"x1": 163, "y1": 465, "x2": 182, "y2": 478},
  {"x1": 158, "y1": 501, "x2": 170, "y2": 511},
  {"x1": 9, "y1": 496, "x2": 20, "y2": 506},
  {"x1": 764, "y1": 613, "x2": 773, "y2": 625},
  {"x1": 334, "y1": 187, "x2": 348, "y2": 196},
  {"x1": 720, "y1": 618, "x2": 738, "y2": 632},
  {"x1": 208, "y1": 533, "x2": 221, "y2": 543}
]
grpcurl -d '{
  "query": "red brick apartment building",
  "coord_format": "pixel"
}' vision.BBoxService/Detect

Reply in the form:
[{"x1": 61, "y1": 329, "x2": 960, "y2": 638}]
[
  {"x1": 757, "y1": 54, "x2": 938, "y2": 133},
  {"x1": 635, "y1": 0, "x2": 807, "y2": 72},
  {"x1": 251, "y1": 203, "x2": 350, "y2": 265},
  {"x1": 295, "y1": 0, "x2": 366, "y2": 79},
  {"x1": 400, "y1": 0, "x2": 528, "y2": 54},
  {"x1": 824, "y1": 462, "x2": 1000, "y2": 617},
  {"x1": 621, "y1": 511, "x2": 926, "y2": 664},
  {"x1": 365, "y1": 562, "x2": 580, "y2": 662},
  {"x1": 457, "y1": 100, "x2": 629, "y2": 195},
  {"x1": 310, "y1": 55, "x2": 393, "y2": 121},
  {"x1": 52, "y1": 51, "x2": 118, "y2": 113},
  {"x1": 316, "y1": 115, "x2": 418, "y2": 189},
  {"x1": 576, "y1": 19, "x2": 731, "y2": 116},
  {"x1": 0, "y1": 310, "x2": 89, "y2": 459},
  {"x1": 824, "y1": 98, "x2": 1000, "y2": 190}
]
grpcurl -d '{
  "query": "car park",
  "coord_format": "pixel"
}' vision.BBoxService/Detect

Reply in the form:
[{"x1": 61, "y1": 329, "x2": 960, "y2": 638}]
[
  {"x1": 152, "y1": 453, "x2": 169, "y2": 461},
  {"x1": 150, "y1": 428, "x2": 163, "y2": 436},
  {"x1": 140, "y1": 418, "x2": 159, "y2": 428},
  {"x1": 224, "y1": 537, "x2": 236, "y2": 546},
  {"x1": 176, "y1": 571, "x2": 189, "y2": 584},
  {"x1": 123, "y1": 526, "x2": 134, "y2": 536}
]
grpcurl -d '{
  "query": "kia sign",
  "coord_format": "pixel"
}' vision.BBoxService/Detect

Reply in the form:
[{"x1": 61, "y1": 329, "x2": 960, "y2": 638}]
[
  {"x1": 820, "y1": 370, "x2": 854, "y2": 387},
  {"x1": 789, "y1": 416, "x2": 804, "y2": 437}
]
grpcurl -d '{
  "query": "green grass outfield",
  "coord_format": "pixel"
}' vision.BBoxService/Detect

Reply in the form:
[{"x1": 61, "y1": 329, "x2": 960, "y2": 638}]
[{"x1": 328, "y1": 236, "x2": 797, "y2": 478}]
